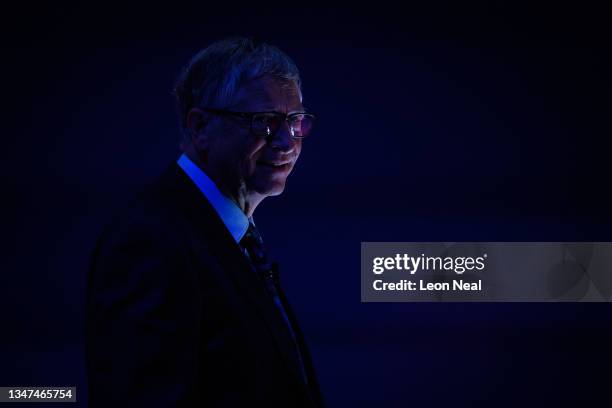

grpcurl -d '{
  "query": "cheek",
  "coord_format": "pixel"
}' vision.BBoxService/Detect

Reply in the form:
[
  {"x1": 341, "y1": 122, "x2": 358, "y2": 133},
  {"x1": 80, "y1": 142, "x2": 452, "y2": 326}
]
[
  {"x1": 293, "y1": 140, "x2": 303, "y2": 162},
  {"x1": 244, "y1": 140, "x2": 267, "y2": 172},
  {"x1": 247, "y1": 139, "x2": 267, "y2": 160}
]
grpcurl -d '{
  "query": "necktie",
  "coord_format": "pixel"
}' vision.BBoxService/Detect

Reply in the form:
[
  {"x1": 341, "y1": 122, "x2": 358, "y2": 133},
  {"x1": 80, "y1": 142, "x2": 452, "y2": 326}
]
[{"x1": 239, "y1": 221, "x2": 310, "y2": 388}]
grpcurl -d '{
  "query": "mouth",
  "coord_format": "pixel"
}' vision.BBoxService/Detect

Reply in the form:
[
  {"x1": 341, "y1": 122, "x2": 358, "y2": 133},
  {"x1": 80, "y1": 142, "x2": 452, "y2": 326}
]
[{"x1": 256, "y1": 160, "x2": 292, "y2": 171}]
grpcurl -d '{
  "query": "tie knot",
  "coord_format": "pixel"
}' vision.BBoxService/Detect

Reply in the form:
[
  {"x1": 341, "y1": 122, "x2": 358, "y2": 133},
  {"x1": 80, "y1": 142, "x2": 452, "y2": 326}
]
[
  {"x1": 241, "y1": 222, "x2": 268, "y2": 263},
  {"x1": 240, "y1": 222, "x2": 279, "y2": 282},
  {"x1": 242, "y1": 221, "x2": 262, "y2": 243}
]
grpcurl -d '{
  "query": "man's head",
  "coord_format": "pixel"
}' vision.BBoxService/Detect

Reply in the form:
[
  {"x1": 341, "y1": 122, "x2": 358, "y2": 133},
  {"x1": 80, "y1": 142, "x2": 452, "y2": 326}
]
[{"x1": 173, "y1": 38, "x2": 312, "y2": 214}]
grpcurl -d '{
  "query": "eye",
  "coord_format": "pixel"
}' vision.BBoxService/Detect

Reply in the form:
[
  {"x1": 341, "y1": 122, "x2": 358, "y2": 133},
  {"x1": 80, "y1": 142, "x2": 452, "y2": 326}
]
[
  {"x1": 287, "y1": 113, "x2": 304, "y2": 124},
  {"x1": 288, "y1": 113, "x2": 314, "y2": 138},
  {"x1": 252, "y1": 113, "x2": 282, "y2": 137}
]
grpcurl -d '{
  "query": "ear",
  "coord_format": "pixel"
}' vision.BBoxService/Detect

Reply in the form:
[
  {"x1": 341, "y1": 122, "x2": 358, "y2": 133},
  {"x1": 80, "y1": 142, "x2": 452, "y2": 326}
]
[{"x1": 186, "y1": 107, "x2": 211, "y2": 150}]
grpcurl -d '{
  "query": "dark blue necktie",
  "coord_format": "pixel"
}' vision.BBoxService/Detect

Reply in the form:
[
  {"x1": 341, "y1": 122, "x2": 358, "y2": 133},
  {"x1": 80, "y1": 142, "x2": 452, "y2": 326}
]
[{"x1": 239, "y1": 221, "x2": 310, "y2": 387}]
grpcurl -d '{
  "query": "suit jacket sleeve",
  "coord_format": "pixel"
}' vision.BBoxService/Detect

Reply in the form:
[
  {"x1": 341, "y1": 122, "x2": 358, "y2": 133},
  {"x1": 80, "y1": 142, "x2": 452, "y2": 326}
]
[{"x1": 85, "y1": 215, "x2": 202, "y2": 407}]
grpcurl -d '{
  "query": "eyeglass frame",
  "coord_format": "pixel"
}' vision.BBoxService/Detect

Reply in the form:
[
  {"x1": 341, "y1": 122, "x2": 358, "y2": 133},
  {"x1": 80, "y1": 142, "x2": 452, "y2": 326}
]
[{"x1": 199, "y1": 107, "x2": 316, "y2": 139}]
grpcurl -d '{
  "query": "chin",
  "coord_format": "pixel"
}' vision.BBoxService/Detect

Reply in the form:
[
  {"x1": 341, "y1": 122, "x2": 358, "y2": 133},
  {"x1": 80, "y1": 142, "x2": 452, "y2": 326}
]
[
  {"x1": 263, "y1": 184, "x2": 286, "y2": 197},
  {"x1": 252, "y1": 180, "x2": 287, "y2": 197},
  {"x1": 266, "y1": 188, "x2": 285, "y2": 197}
]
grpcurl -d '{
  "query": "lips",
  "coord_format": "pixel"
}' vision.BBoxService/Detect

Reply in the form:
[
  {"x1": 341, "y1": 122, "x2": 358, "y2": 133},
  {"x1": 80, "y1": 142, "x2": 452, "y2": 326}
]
[
  {"x1": 256, "y1": 160, "x2": 292, "y2": 168},
  {"x1": 256, "y1": 160, "x2": 292, "y2": 174}
]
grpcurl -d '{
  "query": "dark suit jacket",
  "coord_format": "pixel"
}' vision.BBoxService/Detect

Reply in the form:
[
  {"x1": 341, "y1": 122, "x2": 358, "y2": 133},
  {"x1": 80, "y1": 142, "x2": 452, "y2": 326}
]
[{"x1": 85, "y1": 162, "x2": 325, "y2": 407}]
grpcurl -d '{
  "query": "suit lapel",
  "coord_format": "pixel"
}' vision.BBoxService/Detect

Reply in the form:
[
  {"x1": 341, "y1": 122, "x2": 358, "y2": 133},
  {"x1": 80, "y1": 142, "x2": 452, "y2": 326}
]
[{"x1": 158, "y1": 163, "x2": 312, "y2": 398}]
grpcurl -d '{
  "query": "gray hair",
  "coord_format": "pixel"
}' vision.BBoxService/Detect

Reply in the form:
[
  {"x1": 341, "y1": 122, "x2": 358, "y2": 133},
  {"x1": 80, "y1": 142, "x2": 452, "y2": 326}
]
[{"x1": 172, "y1": 37, "x2": 303, "y2": 141}]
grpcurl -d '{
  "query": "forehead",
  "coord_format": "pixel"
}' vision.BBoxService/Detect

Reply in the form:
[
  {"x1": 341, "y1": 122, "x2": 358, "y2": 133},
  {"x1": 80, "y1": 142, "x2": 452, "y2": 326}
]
[{"x1": 231, "y1": 76, "x2": 303, "y2": 112}]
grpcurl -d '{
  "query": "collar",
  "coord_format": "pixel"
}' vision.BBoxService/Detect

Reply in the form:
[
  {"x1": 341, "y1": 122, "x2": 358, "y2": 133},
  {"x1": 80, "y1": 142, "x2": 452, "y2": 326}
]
[{"x1": 177, "y1": 153, "x2": 250, "y2": 243}]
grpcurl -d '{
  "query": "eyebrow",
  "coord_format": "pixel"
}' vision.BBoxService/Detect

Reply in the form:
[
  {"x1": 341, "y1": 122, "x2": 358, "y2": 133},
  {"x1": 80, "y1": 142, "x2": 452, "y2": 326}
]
[{"x1": 259, "y1": 106, "x2": 307, "y2": 113}]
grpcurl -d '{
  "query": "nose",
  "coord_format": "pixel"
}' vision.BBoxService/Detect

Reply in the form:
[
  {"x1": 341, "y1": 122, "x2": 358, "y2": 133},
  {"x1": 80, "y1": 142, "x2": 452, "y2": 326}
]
[{"x1": 269, "y1": 119, "x2": 296, "y2": 153}]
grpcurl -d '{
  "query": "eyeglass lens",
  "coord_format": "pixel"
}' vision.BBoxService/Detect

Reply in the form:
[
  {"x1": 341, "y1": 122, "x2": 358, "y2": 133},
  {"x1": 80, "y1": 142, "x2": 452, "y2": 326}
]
[{"x1": 252, "y1": 113, "x2": 314, "y2": 138}]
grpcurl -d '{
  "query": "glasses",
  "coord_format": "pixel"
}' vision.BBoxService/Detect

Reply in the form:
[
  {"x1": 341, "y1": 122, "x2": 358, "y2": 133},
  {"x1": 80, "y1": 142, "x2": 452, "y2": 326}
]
[{"x1": 201, "y1": 108, "x2": 316, "y2": 139}]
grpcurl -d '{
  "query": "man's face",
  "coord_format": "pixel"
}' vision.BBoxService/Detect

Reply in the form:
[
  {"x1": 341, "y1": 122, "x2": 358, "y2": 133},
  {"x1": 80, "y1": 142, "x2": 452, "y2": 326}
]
[{"x1": 205, "y1": 76, "x2": 304, "y2": 198}]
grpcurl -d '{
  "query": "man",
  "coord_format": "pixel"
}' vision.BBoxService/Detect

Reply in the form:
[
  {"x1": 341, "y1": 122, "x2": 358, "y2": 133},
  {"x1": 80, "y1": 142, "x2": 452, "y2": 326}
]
[{"x1": 85, "y1": 37, "x2": 324, "y2": 407}]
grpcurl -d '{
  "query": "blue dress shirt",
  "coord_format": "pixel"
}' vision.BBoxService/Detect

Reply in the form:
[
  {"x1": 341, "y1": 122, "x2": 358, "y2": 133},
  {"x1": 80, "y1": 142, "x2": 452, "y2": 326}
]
[{"x1": 177, "y1": 153, "x2": 250, "y2": 243}]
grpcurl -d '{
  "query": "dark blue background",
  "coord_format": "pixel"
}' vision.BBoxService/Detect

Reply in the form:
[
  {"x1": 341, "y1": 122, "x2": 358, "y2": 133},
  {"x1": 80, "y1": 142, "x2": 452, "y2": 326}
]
[{"x1": 2, "y1": 2, "x2": 611, "y2": 407}]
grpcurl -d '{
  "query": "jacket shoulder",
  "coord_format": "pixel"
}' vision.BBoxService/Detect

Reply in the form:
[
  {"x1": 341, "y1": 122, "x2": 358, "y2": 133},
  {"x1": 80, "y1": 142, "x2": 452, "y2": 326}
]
[{"x1": 101, "y1": 164, "x2": 191, "y2": 243}]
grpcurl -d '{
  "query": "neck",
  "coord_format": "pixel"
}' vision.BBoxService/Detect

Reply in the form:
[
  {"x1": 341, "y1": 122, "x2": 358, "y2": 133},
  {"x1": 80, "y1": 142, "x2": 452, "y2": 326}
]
[
  {"x1": 183, "y1": 148, "x2": 264, "y2": 218},
  {"x1": 235, "y1": 186, "x2": 265, "y2": 218}
]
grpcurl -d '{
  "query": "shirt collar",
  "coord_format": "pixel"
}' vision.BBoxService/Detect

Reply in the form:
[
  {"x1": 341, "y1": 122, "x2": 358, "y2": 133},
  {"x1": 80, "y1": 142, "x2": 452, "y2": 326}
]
[{"x1": 177, "y1": 153, "x2": 250, "y2": 243}]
